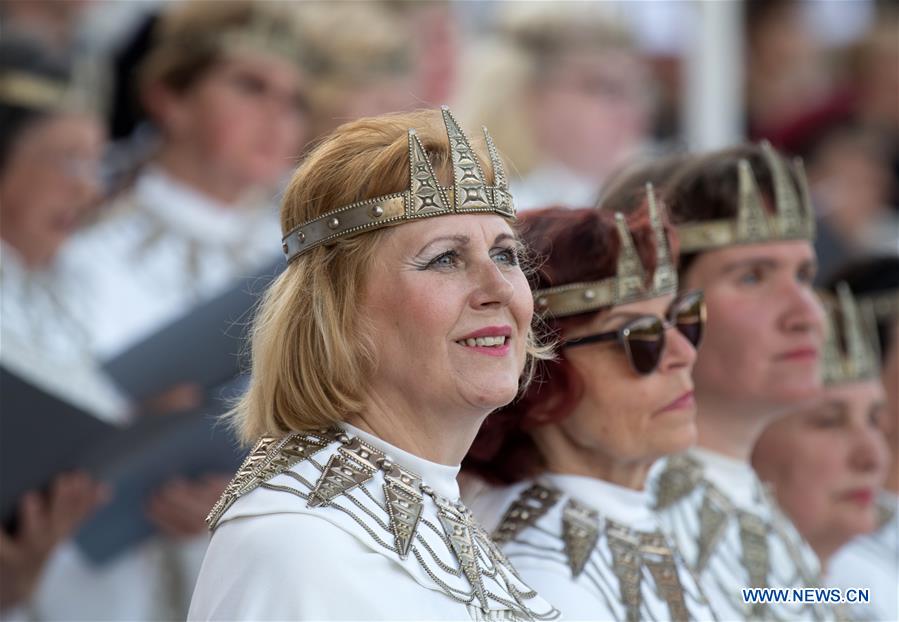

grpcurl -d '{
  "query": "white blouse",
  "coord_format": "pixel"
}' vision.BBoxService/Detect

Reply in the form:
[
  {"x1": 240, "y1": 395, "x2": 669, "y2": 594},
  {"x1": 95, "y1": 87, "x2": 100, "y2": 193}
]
[
  {"x1": 62, "y1": 166, "x2": 281, "y2": 358},
  {"x1": 465, "y1": 473, "x2": 718, "y2": 621},
  {"x1": 651, "y1": 447, "x2": 835, "y2": 621},
  {"x1": 189, "y1": 424, "x2": 560, "y2": 621},
  {"x1": 827, "y1": 491, "x2": 899, "y2": 622}
]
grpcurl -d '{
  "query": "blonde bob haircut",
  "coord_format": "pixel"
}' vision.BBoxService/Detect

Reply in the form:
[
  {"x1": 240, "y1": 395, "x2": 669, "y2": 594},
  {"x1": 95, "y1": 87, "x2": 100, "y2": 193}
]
[{"x1": 231, "y1": 109, "x2": 547, "y2": 445}]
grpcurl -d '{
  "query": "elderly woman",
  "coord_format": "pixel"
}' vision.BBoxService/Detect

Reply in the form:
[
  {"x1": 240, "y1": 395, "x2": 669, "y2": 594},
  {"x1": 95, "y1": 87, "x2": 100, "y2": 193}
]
[
  {"x1": 463, "y1": 193, "x2": 717, "y2": 621},
  {"x1": 188, "y1": 108, "x2": 558, "y2": 621},
  {"x1": 753, "y1": 282, "x2": 891, "y2": 619}
]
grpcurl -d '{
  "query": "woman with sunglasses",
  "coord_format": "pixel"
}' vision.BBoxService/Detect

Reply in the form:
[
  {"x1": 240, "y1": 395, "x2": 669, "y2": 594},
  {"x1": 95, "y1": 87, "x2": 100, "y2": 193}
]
[{"x1": 463, "y1": 187, "x2": 716, "y2": 621}]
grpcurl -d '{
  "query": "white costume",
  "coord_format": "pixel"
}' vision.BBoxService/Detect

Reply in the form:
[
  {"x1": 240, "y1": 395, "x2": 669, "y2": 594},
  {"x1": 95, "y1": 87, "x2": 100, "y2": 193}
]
[
  {"x1": 189, "y1": 424, "x2": 560, "y2": 621},
  {"x1": 464, "y1": 473, "x2": 718, "y2": 621},
  {"x1": 652, "y1": 448, "x2": 835, "y2": 621},
  {"x1": 62, "y1": 165, "x2": 281, "y2": 358},
  {"x1": 827, "y1": 491, "x2": 899, "y2": 622}
]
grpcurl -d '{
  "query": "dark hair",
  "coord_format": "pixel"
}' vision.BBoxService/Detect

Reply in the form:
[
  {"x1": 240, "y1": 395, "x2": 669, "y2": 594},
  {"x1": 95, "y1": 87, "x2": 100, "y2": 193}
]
[
  {"x1": 0, "y1": 34, "x2": 72, "y2": 172},
  {"x1": 464, "y1": 203, "x2": 678, "y2": 484},
  {"x1": 665, "y1": 143, "x2": 802, "y2": 276},
  {"x1": 826, "y1": 256, "x2": 899, "y2": 362},
  {"x1": 598, "y1": 152, "x2": 693, "y2": 215}
]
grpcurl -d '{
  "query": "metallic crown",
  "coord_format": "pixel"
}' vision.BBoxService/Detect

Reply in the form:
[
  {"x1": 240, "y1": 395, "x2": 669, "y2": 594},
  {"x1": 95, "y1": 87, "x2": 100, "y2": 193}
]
[
  {"x1": 282, "y1": 106, "x2": 515, "y2": 262},
  {"x1": 821, "y1": 282, "x2": 881, "y2": 385},
  {"x1": 677, "y1": 141, "x2": 816, "y2": 253},
  {"x1": 533, "y1": 184, "x2": 677, "y2": 318}
]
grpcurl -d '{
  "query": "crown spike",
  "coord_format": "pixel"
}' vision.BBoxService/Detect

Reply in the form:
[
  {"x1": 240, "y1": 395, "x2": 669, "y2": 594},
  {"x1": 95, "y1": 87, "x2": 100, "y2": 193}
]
[
  {"x1": 614, "y1": 212, "x2": 646, "y2": 301},
  {"x1": 646, "y1": 183, "x2": 677, "y2": 294},
  {"x1": 483, "y1": 127, "x2": 514, "y2": 216},
  {"x1": 441, "y1": 106, "x2": 491, "y2": 212},
  {"x1": 791, "y1": 157, "x2": 816, "y2": 240},
  {"x1": 736, "y1": 159, "x2": 771, "y2": 243},
  {"x1": 407, "y1": 129, "x2": 450, "y2": 215},
  {"x1": 760, "y1": 141, "x2": 803, "y2": 237},
  {"x1": 836, "y1": 282, "x2": 877, "y2": 380}
]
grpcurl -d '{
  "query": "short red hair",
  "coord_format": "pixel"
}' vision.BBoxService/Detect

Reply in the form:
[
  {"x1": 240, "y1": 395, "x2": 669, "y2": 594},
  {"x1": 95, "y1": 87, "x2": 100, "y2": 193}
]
[{"x1": 465, "y1": 202, "x2": 678, "y2": 484}]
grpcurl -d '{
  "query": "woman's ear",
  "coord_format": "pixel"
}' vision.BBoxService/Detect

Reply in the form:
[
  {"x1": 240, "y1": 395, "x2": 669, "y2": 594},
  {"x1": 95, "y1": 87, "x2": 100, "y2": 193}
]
[{"x1": 141, "y1": 79, "x2": 190, "y2": 135}]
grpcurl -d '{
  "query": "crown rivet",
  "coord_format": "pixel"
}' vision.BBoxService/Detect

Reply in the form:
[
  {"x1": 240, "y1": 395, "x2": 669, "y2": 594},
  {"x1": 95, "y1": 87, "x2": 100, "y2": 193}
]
[
  {"x1": 297, "y1": 231, "x2": 305, "y2": 243},
  {"x1": 370, "y1": 205, "x2": 384, "y2": 218},
  {"x1": 536, "y1": 296, "x2": 549, "y2": 308},
  {"x1": 328, "y1": 217, "x2": 340, "y2": 230},
  {"x1": 281, "y1": 242, "x2": 289, "y2": 255},
  {"x1": 583, "y1": 289, "x2": 596, "y2": 301}
]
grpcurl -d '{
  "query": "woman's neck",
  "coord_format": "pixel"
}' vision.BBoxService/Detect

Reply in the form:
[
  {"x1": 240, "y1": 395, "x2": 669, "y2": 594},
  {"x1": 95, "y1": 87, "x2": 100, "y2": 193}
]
[
  {"x1": 693, "y1": 392, "x2": 784, "y2": 462},
  {"x1": 532, "y1": 425, "x2": 653, "y2": 491},
  {"x1": 155, "y1": 143, "x2": 251, "y2": 205},
  {"x1": 349, "y1": 390, "x2": 487, "y2": 467}
]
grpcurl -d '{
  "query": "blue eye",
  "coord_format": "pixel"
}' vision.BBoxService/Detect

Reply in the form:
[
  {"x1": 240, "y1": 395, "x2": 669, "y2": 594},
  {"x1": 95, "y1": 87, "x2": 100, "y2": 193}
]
[
  {"x1": 738, "y1": 268, "x2": 764, "y2": 285},
  {"x1": 492, "y1": 247, "x2": 519, "y2": 266},
  {"x1": 426, "y1": 250, "x2": 459, "y2": 270}
]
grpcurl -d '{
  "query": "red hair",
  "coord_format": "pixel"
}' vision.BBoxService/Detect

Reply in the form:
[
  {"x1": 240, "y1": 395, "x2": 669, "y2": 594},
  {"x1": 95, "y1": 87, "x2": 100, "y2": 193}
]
[{"x1": 465, "y1": 202, "x2": 679, "y2": 484}]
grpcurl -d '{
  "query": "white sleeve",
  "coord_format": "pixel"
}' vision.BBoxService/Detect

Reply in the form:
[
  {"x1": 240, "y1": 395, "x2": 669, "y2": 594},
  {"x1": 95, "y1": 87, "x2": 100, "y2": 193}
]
[{"x1": 188, "y1": 512, "x2": 458, "y2": 621}]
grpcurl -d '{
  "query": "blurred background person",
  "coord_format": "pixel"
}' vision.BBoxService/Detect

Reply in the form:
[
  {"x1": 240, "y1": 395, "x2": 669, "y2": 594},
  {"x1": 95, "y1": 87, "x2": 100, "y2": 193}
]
[
  {"x1": 458, "y1": 3, "x2": 653, "y2": 210},
  {"x1": 0, "y1": 33, "x2": 113, "y2": 618},
  {"x1": 820, "y1": 258, "x2": 899, "y2": 622},
  {"x1": 64, "y1": 0, "x2": 309, "y2": 359},
  {"x1": 296, "y1": 1, "x2": 418, "y2": 144},
  {"x1": 752, "y1": 284, "x2": 889, "y2": 592}
]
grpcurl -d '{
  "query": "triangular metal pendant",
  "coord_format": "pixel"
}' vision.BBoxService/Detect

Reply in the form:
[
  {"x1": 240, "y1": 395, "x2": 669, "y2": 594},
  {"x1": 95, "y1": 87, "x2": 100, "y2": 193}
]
[
  {"x1": 436, "y1": 501, "x2": 487, "y2": 607},
  {"x1": 614, "y1": 213, "x2": 647, "y2": 301},
  {"x1": 736, "y1": 159, "x2": 772, "y2": 242},
  {"x1": 652, "y1": 455, "x2": 703, "y2": 510},
  {"x1": 696, "y1": 486, "x2": 731, "y2": 573},
  {"x1": 382, "y1": 463, "x2": 424, "y2": 559},
  {"x1": 561, "y1": 498, "x2": 599, "y2": 578},
  {"x1": 308, "y1": 437, "x2": 383, "y2": 508},
  {"x1": 441, "y1": 106, "x2": 491, "y2": 211},
  {"x1": 493, "y1": 483, "x2": 561, "y2": 545},
  {"x1": 606, "y1": 519, "x2": 643, "y2": 622},
  {"x1": 641, "y1": 531, "x2": 690, "y2": 622},
  {"x1": 738, "y1": 511, "x2": 770, "y2": 589}
]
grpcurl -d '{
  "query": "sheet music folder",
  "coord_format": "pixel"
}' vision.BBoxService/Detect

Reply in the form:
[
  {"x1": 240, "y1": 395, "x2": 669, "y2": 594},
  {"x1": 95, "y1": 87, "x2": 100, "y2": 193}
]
[
  {"x1": 0, "y1": 367, "x2": 246, "y2": 565},
  {"x1": 102, "y1": 260, "x2": 283, "y2": 402}
]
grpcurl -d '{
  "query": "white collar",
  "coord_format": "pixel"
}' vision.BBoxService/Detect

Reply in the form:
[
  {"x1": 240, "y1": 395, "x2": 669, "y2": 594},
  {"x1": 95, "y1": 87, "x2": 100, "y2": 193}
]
[
  {"x1": 341, "y1": 423, "x2": 462, "y2": 501},
  {"x1": 689, "y1": 446, "x2": 762, "y2": 510},
  {"x1": 135, "y1": 166, "x2": 272, "y2": 243},
  {"x1": 542, "y1": 472, "x2": 653, "y2": 527}
]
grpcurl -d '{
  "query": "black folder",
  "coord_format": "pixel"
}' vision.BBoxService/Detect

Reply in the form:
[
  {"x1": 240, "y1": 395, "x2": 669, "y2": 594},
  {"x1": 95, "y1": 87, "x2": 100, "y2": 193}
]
[
  {"x1": 0, "y1": 367, "x2": 246, "y2": 565},
  {"x1": 102, "y1": 260, "x2": 283, "y2": 402}
]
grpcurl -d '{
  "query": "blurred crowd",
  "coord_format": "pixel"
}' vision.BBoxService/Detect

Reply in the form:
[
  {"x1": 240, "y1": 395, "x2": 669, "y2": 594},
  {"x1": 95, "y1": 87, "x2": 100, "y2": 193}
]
[{"x1": 0, "y1": 0, "x2": 896, "y2": 620}]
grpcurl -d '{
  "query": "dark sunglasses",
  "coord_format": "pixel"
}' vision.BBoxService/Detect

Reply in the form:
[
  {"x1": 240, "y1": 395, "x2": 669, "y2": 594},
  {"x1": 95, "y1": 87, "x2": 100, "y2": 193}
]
[{"x1": 562, "y1": 290, "x2": 706, "y2": 375}]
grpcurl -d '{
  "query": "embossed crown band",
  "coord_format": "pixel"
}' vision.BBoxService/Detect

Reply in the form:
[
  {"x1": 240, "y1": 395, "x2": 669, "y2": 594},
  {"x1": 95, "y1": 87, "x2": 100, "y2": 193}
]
[
  {"x1": 821, "y1": 282, "x2": 881, "y2": 385},
  {"x1": 676, "y1": 141, "x2": 816, "y2": 253},
  {"x1": 281, "y1": 106, "x2": 515, "y2": 262},
  {"x1": 533, "y1": 183, "x2": 677, "y2": 318}
]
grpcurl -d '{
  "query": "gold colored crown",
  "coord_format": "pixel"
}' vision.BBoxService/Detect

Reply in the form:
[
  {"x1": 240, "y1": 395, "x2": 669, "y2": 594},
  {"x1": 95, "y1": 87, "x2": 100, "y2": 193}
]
[
  {"x1": 282, "y1": 106, "x2": 515, "y2": 262},
  {"x1": 821, "y1": 282, "x2": 881, "y2": 385},
  {"x1": 861, "y1": 290, "x2": 899, "y2": 324},
  {"x1": 677, "y1": 141, "x2": 816, "y2": 253},
  {"x1": 0, "y1": 71, "x2": 84, "y2": 112},
  {"x1": 533, "y1": 184, "x2": 677, "y2": 318}
]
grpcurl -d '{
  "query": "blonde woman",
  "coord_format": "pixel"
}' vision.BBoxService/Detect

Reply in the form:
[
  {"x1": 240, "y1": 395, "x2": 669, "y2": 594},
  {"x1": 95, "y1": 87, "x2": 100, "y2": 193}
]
[{"x1": 188, "y1": 108, "x2": 558, "y2": 620}]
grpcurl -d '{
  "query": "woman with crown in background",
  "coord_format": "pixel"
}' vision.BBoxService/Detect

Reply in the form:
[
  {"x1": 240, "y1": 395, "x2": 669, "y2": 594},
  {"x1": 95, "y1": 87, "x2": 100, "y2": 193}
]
[
  {"x1": 649, "y1": 142, "x2": 837, "y2": 620},
  {"x1": 462, "y1": 188, "x2": 717, "y2": 620},
  {"x1": 187, "y1": 107, "x2": 558, "y2": 621},
  {"x1": 753, "y1": 282, "x2": 890, "y2": 619}
]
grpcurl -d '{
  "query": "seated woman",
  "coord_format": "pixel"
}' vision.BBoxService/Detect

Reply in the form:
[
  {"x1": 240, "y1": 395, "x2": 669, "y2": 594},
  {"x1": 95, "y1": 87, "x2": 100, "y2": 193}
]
[
  {"x1": 753, "y1": 282, "x2": 891, "y2": 619},
  {"x1": 188, "y1": 108, "x2": 558, "y2": 620},
  {"x1": 463, "y1": 190, "x2": 717, "y2": 620}
]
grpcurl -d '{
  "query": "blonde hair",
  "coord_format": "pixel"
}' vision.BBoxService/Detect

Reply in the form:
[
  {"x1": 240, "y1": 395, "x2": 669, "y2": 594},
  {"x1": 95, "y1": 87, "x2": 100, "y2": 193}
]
[
  {"x1": 457, "y1": 4, "x2": 635, "y2": 177},
  {"x1": 232, "y1": 109, "x2": 546, "y2": 444}
]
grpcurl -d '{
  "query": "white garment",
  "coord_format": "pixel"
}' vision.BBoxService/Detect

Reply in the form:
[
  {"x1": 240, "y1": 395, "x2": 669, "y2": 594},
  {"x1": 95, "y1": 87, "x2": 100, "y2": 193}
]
[
  {"x1": 512, "y1": 164, "x2": 600, "y2": 212},
  {"x1": 828, "y1": 491, "x2": 899, "y2": 622},
  {"x1": 62, "y1": 166, "x2": 281, "y2": 358},
  {"x1": 651, "y1": 447, "x2": 835, "y2": 621},
  {"x1": 0, "y1": 243, "x2": 129, "y2": 423},
  {"x1": 465, "y1": 473, "x2": 718, "y2": 621},
  {"x1": 189, "y1": 424, "x2": 560, "y2": 621}
]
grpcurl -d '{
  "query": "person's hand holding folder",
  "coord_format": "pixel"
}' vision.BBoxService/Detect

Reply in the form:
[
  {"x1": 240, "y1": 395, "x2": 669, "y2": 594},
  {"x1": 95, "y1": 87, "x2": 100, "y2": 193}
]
[
  {"x1": 146, "y1": 473, "x2": 229, "y2": 538},
  {"x1": 0, "y1": 472, "x2": 108, "y2": 611}
]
